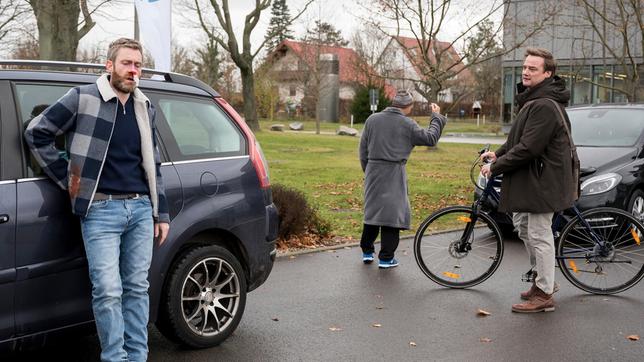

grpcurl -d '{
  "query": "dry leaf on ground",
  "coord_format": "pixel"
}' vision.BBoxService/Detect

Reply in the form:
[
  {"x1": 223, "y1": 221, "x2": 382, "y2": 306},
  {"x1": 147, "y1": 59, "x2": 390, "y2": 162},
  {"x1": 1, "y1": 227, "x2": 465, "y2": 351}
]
[
  {"x1": 480, "y1": 337, "x2": 492, "y2": 343},
  {"x1": 477, "y1": 309, "x2": 491, "y2": 317},
  {"x1": 329, "y1": 326, "x2": 343, "y2": 332},
  {"x1": 271, "y1": 317, "x2": 279, "y2": 322},
  {"x1": 372, "y1": 323, "x2": 382, "y2": 328},
  {"x1": 409, "y1": 341, "x2": 417, "y2": 347},
  {"x1": 627, "y1": 335, "x2": 640, "y2": 341}
]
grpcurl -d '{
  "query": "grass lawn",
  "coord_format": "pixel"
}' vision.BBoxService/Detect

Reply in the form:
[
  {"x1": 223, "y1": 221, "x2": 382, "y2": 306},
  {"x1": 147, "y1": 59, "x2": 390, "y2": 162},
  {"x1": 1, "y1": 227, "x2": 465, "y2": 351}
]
[
  {"x1": 256, "y1": 131, "x2": 486, "y2": 240},
  {"x1": 259, "y1": 117, "x2": 503, "y2": 135}
]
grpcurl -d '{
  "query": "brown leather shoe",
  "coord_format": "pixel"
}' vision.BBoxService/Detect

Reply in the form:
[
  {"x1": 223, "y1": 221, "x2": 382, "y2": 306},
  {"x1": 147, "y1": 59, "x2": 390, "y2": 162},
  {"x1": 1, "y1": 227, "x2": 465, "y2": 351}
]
[
  {"x1": 520, "y1": 282, "x2": 560, "y2": 300},
  {"x1": 512, "y1": 289, "x2": 555, "y2": 313}
]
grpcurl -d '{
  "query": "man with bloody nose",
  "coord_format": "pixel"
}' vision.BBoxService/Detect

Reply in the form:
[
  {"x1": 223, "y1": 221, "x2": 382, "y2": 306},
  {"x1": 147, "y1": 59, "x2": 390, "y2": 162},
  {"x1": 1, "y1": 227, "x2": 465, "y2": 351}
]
[{"x1": 25, "y1": 38, "x2": 170, "y2": 361}]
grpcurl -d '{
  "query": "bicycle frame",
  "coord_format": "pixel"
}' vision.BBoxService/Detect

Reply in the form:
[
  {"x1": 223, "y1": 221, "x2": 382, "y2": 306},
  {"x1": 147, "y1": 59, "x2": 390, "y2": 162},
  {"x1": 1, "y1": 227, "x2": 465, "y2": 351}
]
[{"x1": 456, "y1": 174, "x2": 502, "y2": 252}]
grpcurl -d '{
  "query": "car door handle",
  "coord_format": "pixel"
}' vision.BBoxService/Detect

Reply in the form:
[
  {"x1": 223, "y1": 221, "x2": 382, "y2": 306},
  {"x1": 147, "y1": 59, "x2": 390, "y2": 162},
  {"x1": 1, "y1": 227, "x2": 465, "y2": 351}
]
[{"x1": 0, "y1": 214, "x2": 9, "y2": 224}]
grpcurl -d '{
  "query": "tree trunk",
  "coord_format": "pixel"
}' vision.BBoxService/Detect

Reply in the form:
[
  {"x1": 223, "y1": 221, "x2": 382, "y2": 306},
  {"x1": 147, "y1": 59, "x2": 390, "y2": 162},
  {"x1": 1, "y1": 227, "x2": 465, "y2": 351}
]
[
  {"x1": 241, "y1": 68, "x2": 260, "y2": 131},
  {"x1": 30, "y1": 0, "x2": 81, "y2": 61}
]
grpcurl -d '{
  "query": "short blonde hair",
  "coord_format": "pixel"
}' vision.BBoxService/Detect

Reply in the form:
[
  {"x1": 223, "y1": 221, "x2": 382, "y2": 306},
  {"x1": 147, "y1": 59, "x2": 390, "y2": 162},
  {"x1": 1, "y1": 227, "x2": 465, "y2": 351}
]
[{"x1": 107, "y1": 38, "x2": 143, "y2": 62}]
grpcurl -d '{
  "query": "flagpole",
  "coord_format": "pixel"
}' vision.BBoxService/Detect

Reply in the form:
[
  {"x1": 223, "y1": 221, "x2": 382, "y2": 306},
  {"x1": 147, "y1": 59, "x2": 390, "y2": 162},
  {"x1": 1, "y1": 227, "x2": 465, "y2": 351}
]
[{"x1": 134, "y1": 2, "x2": 139, "y2": 41}]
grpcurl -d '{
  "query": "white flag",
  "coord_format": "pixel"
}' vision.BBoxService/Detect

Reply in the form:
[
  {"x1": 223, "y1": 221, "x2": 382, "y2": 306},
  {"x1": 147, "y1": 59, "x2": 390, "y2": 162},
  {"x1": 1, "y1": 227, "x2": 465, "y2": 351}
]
[{"x1": 135, "y1": 0, "x2": 172, "y2": 72}]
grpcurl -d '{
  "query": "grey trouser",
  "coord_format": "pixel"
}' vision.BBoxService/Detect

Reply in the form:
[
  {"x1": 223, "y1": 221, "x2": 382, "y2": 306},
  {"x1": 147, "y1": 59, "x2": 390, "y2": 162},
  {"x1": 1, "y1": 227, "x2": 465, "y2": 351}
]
[{"x1": 513, "y1": 212, "x2": 556, "y2": 294}]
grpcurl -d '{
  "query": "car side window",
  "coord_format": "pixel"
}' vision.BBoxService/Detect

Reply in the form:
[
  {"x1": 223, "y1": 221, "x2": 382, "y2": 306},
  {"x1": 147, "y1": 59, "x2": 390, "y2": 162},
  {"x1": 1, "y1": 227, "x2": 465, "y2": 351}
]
[
  {"x1": 156, "y1": 96, "x2": 246, "y2": 161},
  {"x1": 15, "y1": 84, "x2": 72, "y2": 177}
]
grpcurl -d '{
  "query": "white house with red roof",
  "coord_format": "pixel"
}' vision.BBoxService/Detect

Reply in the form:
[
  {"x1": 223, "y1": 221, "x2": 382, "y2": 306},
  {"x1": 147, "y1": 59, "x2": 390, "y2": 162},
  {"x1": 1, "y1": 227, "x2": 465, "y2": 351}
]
[
  {"x1": 266, "y1": 40, "x2": 395, "y2": 116},
  {"x1": 378, "y1": 36, "x2": 473, "y2": 105}
]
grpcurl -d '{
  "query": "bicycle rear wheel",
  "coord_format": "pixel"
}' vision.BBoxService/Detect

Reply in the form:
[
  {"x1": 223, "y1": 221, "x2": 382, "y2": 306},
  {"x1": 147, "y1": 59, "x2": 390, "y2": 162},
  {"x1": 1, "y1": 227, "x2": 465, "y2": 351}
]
[
  {"x1": 414, "y1": 206, "x2": 504, "y2": 288},
  {"x1": 557, "y1": 207, "x2": 644, "y2": 294}
]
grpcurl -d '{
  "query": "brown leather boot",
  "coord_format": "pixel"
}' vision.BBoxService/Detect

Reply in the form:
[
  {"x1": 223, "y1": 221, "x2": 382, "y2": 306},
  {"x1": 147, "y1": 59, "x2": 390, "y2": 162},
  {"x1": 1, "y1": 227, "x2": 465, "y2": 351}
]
[
  {"x1": 512, "y1": 288, "x2": 555, "y2": 313},
  {"x1": 520, "y1": 282, "x2": 560, "y2": 300}
]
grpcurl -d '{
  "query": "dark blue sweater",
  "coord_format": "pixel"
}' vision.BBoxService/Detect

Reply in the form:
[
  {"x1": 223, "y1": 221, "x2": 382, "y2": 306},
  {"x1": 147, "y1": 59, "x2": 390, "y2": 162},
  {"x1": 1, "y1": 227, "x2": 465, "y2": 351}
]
[{"x1": 97, "y1": 96, "x2": 149, "y2": 195}]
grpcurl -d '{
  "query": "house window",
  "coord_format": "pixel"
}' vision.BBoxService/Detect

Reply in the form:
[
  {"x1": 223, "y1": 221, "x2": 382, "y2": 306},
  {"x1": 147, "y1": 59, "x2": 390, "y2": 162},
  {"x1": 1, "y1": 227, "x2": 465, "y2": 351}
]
[{"x1": 289, "y1": 85, "x2": 297, "y2": 97}]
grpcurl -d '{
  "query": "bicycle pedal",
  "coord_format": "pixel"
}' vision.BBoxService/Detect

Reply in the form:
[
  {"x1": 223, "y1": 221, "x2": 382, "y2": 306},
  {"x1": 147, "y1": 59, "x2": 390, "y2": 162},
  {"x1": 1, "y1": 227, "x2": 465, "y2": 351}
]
[{"x1": 521, "y1": 270, "x2": 536, "y2": 283}]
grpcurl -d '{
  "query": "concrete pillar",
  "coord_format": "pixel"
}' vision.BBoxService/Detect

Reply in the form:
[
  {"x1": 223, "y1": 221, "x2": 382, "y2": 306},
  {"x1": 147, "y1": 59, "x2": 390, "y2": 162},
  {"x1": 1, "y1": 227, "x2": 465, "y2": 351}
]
[{"x1": 317, "y1": 53, "x2": 339, "y2": 122}]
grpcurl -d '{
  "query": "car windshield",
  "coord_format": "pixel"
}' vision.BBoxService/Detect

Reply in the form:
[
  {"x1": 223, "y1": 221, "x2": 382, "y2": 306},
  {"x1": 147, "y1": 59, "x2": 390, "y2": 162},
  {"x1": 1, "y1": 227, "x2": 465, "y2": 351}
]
[{"x1": 569, "y1": 108, "x2": 644, "y2": 147}]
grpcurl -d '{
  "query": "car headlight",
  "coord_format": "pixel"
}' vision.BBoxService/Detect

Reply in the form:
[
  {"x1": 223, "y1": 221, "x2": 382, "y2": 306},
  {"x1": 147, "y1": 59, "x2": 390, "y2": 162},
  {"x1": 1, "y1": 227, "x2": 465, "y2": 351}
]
[{"x1": 580, "y1": 173, "x2": 622, "y2": 196}]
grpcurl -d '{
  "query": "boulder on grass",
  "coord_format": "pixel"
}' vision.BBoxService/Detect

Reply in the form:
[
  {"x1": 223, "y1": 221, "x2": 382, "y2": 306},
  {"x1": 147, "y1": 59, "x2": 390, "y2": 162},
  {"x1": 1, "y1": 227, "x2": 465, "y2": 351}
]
[
  {"x1": 336, "y1": 125, "x2": 358, "y2": 137},
  {"x1": 270, "y1": 124, "x2": 285, "y2": 132},
  {"x1": 289, "y1": 122, "x2": 304, "y2": 131}
]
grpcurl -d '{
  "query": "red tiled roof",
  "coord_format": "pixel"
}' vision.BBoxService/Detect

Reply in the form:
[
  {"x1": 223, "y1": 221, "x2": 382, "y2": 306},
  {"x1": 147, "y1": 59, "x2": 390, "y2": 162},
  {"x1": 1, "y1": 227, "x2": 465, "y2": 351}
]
[{"x1": 271, "y1": 40, "x2": 396, "y2": 97}]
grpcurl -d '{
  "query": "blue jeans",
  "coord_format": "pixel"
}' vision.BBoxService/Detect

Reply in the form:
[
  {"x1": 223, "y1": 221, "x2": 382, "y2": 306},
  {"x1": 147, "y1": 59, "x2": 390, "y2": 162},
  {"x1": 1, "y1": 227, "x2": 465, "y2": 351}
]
[{"x1": 81, "y1": 196, "x2": 154, "y2": 362}]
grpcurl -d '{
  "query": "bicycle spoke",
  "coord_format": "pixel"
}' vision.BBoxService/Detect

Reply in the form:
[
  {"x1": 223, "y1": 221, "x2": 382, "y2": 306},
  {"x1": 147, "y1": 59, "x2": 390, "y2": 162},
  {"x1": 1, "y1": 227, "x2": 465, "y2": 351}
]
[{"x1": 415, "y1": 208, "x2": 502, "y2": 288}]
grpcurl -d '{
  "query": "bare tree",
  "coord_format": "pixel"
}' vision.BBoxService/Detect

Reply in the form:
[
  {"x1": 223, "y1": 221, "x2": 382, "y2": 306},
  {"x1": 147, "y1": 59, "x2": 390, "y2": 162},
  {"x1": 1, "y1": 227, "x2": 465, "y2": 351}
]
[
  {"x1": 27, "y1": 0, "x2": 113, "y2": 61},
  {"x1": 575, "y1": 0, "x2": 644, "y2": 102},
  {"x1": 364, "y1": 0, "x2": 556, "y2": 106},
  {"x1": 192, "y1": 0, "x2": 313, "y2": 131},
  {"x1": 0, "y1": 0, "x2": 30, "y2": 54}
]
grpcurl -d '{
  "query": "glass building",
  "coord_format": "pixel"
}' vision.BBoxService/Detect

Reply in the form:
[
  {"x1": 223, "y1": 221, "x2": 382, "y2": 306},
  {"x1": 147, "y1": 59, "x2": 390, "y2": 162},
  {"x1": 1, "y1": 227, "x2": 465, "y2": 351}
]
[{"x1": 502, "y1": 0, "x2": 643, "y2": 124}]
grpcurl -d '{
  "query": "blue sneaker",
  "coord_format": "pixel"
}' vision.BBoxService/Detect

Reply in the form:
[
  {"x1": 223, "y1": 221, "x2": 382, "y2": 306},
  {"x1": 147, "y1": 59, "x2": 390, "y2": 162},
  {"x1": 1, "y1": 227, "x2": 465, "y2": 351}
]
[
  {"x1": 378, "y1": 258, "x2": 399, "y2": 269},
  {"x1": 362, "y1": 252, "x2": 374, "y2": 264}
]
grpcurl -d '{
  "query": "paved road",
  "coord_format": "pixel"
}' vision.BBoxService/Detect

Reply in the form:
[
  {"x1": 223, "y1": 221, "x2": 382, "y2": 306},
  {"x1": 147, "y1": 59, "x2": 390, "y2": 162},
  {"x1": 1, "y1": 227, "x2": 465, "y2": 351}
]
[
  {"x1": 9, "y1": 236, "x2": 644, "y2": 361},
  {"x1": 441, "y1": 135, "x2": 505, "y2": 145}
]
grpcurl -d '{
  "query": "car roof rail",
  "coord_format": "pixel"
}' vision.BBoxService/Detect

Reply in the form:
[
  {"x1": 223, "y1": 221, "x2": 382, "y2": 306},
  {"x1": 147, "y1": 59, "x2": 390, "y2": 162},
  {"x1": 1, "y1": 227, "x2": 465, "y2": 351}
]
[{"x1": 0, "y1": 59, "x2": 220, "y2": 98}]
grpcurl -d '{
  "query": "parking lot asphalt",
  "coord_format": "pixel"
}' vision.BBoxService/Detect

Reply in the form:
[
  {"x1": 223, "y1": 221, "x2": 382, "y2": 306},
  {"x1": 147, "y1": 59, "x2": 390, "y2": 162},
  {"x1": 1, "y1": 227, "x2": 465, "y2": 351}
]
[{"x1": 10, "y1": 236, "x2": 643, "y2": 361}]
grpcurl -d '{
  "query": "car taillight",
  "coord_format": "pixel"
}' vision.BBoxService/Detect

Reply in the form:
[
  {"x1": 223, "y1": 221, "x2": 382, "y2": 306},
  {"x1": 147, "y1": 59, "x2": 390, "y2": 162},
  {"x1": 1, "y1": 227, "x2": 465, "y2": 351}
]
[{"x1": 215, "y1": 97, "x2": 270, "y2": 189}]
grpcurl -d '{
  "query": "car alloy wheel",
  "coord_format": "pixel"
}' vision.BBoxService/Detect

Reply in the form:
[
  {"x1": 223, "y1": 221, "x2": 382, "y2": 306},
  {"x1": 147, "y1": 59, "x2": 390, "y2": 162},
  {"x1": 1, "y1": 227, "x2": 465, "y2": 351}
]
[
  {"x1": 631, "y1": 194, "x2": 644, "y2": 223},
  {"x1": 157, "y1": 245, "x2": 247, "y2": 348},
  {"x1": 181, "y1": 256, "x2": 241, "y2": 337}
]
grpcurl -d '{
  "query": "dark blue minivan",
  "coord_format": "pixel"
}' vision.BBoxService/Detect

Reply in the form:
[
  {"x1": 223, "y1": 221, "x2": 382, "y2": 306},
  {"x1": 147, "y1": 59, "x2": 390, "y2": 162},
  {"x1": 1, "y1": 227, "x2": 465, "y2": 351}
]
[{"x1": 0, "y1": 60, "x2": 278, "y2": 350}]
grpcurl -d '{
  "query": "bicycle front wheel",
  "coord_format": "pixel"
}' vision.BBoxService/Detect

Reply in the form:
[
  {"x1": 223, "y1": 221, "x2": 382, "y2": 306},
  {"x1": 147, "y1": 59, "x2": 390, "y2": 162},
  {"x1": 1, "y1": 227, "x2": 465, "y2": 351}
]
[
  {"x1": 557, "y1": 207, "x2": 644, "y2": 294},
  {"x1": 414, "y1": 206, "x2": 504, "y2": 288}
]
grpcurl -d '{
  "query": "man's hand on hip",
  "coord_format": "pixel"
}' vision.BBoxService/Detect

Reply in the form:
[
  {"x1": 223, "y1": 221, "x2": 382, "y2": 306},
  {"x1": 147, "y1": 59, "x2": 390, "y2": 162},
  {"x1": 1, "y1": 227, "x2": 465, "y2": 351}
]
[{"x1": 155, "y1": 222, "x2": 170, "y2": 245}]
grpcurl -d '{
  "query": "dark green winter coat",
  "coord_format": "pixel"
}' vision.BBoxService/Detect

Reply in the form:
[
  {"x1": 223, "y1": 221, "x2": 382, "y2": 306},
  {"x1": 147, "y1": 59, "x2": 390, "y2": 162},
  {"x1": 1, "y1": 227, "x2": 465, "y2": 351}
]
[{"x1": 491, "y1": 76, "x2": 579, "y2": 213}]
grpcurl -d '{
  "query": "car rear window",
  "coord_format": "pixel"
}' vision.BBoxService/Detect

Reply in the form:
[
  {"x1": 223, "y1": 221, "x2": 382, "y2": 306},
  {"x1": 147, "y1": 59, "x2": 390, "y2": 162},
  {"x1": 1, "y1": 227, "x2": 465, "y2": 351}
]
[
  {"x1": 156, "y1": 96, "x2": 246, "y2": 160},
  {"x1": 569, "y1": 108, "x2": 644, "y2": 147}
]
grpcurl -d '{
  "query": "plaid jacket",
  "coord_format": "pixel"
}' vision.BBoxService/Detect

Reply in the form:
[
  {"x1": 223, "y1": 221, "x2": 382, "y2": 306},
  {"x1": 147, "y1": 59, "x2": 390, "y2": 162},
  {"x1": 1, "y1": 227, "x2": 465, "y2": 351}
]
[{"x1": 24, "y1": 74, "x2": 170, "y2": 223}]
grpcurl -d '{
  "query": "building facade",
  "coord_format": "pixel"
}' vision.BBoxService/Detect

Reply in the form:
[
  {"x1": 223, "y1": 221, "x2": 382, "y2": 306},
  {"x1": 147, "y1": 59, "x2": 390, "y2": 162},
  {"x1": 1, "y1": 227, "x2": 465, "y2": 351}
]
[{"x1": 502, "y1": 0, "x2": 644, "y2": 123}]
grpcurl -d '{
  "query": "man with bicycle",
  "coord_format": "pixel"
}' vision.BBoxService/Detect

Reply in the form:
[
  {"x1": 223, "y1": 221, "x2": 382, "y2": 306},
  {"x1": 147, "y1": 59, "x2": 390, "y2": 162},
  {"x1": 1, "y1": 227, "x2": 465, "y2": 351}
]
[{"x1": 481, "y1": 48, "x2": 579, "y2": 313}]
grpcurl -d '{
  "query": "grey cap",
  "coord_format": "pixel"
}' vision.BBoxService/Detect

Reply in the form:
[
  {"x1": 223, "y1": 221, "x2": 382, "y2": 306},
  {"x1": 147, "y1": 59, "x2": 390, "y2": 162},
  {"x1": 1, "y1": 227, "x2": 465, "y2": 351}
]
[{"x1": 391, "y1": 89, "x2": 413, "y2": 108}]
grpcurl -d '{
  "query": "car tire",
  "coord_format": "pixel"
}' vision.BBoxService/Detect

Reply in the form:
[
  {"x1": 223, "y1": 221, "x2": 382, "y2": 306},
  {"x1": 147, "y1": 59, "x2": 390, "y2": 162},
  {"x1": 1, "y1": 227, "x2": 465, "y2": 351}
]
[
  {"x1": 628, "y1": 189, "x2": 644, "y2": 223},
  {"x1": 156, "y1": 245, "x2": 247, "y2": 348}
]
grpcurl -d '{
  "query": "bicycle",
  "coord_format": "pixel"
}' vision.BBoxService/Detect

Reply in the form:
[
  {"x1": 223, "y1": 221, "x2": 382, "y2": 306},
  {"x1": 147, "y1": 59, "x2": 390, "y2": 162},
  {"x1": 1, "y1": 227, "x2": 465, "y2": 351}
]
[{"x1": 413, "y1": 146, "x2": 644, "y2": 294}]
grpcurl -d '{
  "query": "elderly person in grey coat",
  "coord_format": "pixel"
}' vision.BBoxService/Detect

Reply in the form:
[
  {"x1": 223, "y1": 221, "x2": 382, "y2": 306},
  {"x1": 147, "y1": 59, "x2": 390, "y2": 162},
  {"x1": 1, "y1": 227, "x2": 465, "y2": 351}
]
[{"x1": 359, "y1": 90, "x2": 447, "y2": 268}]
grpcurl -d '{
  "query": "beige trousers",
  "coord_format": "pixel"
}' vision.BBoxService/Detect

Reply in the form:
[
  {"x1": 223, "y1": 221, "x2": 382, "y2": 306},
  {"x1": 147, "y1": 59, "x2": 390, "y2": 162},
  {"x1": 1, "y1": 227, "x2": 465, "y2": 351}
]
[{"x1": 513, "y1": 212, "x2": 556, "y2": 294}]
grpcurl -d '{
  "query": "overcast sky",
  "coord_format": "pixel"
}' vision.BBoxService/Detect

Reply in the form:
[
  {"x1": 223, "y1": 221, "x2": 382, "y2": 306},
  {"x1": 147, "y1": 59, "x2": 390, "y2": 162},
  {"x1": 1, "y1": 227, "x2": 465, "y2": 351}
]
[
  {"x1": 77, "y1": 0, "x2": 503, "y2": 59},
  {"x1": 80, "y1": 0, "x2": 364, "y2": 56}
]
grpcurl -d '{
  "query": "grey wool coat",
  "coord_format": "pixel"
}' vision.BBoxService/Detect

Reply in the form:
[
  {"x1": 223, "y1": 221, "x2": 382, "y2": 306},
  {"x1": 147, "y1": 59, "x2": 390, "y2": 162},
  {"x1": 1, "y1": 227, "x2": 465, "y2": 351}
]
[{"x1": 359, "y1": 107, "x2": 446, "y2": 229}]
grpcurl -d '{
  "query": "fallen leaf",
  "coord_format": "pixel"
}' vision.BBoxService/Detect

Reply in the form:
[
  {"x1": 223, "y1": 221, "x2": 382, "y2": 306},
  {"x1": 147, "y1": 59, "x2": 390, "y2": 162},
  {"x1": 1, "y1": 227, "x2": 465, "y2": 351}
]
[
  {"x1": 271, "y1": 317, "x2": 279, "y2": 322},
  {"x1": 372, "y1": 323, "x2": 382, "y2": 328},
  {"x1": 409, "y1": 341, "x2": 417, "y2": 347},
  {"x1": 344, "y1": 246, "x2": 351, "y2": 250},
  {"x1": 627, "y1": 335, "x2": 640, "y2": 341},
  {"x1": 376, "y1": 306, "x2": 384, "y2": 310},
  {"x1": 329, "y1": 326, "x2": 343, "y2": 332},
  {"x1": 327, "y1": 250, "x2": 336, "y2": 253},
  {"x1": 289, "y1": 255, "x2": 296, "y2": 259},
  {"x1": 480, "y1": 337, "x2": 492, "y2": 343},
  {"x1": 477, "y1": 309, "x2": 491, "y2": 317}
]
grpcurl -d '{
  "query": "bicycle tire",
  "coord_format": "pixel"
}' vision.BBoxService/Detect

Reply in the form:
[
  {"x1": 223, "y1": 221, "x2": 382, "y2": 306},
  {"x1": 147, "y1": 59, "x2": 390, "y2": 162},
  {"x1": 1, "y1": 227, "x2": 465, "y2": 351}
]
[
  {"x1": 557, "y1": 207, "x2": 644, "y2": 294},
  {"x1": 414, "y1": 206, "x2": 504, "y2": 288}
]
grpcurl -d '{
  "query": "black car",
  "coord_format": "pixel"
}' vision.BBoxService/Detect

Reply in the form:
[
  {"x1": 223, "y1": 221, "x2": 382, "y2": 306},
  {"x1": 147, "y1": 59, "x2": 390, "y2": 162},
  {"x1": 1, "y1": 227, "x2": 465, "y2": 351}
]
[
  {"x1": 0, "y1": 60, "x2": 278, "y2": 350},
  {"x1": 475, "y1": 104, "x2": 644, "y2": 231}
]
